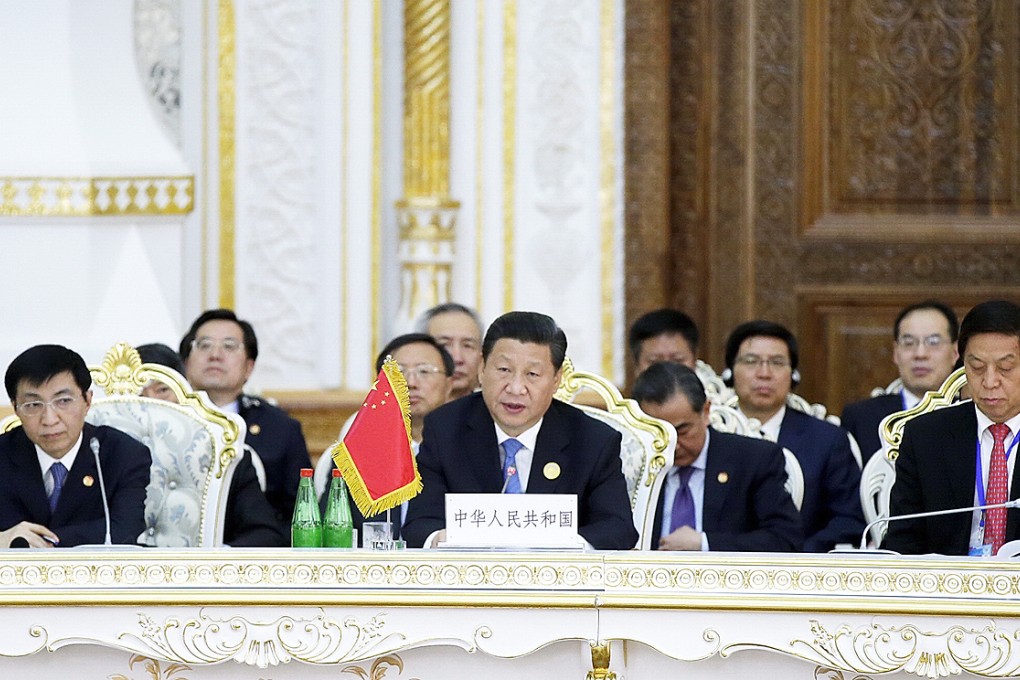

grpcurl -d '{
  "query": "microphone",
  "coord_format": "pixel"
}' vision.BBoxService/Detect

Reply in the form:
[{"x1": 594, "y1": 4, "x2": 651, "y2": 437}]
[
  {"x1": 859, "y1": 498, "x2": 1020, "y2": 551},
  {"x1": 501, "y1": 466, "x2": 518, "y2": 493},
  {"x1": 90, "y1": 437, "x2": 113, "y2": 546}
]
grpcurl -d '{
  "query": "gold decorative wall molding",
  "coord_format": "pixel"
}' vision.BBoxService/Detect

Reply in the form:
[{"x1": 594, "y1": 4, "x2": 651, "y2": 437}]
[
  {"x1": 396, "y1": 0, "x2": 460, "y2": 323},
  {"x1": 216, "y1": 0, "x2": 236, "y2": 308},
  {"x1": 0, "y1": 176, "x2": 194, "y2": 216}
]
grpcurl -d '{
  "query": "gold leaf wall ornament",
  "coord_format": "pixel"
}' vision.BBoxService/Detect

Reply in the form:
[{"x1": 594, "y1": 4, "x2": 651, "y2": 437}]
[
  {"x1": 725, "y1": 620, "x2": 1020, "y2": 679},
  {"x1": 342, "y1": 654, "x2": 419, "y2": 680},
  {"x1": 109, "y1": 654, "x2": 193, "y2": 680},
  {"x1": 0, "y1": 177, "x2": 193, "y2": 216},
  {"x1": 119, "y1": 610, "x2": 404, "y2": 669}
]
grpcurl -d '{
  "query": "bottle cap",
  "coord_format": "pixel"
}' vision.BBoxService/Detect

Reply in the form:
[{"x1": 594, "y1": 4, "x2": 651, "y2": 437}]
[
  {"x1": 300, "y1": 468, "x2": 313, "y2": 477},
  {"x1": 332, "y1": 468, "x2": 342, "y2": 478}
]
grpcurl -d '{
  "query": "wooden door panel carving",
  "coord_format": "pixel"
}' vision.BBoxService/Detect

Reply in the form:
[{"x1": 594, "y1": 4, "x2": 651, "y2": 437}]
[{"x1": 625, "y1": 0, "x2": 1020, "y2": 410}]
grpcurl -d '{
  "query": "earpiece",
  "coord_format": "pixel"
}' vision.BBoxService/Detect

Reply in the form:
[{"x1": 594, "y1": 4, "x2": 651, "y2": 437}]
[
  {"x1": 791, "y1": 368, "x2": 801, "y2": 387},
  {"x1": 721, "y1": 367, "x2": 733, "y2": 386}
]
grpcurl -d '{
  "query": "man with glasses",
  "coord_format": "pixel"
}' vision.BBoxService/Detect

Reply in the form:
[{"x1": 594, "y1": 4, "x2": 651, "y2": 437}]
[
  {"x1": 180, "y1": 309, "x2": 311, "y2": 528},
  {"x1": 322, "y1": 334, "x2": 454, "y2": 538},
  {"x1": 0, "y1": 345, "x2": 151, "y2": 547},
  {"x1": 886, "y1": 301, "x2": 1020, "y2": 555},
  {"x1": 724, "y1": 321, "x2": 863, "y2": 552},
  {"x1": 842, "y1": 301, "x2": 960, "y2": 462}
]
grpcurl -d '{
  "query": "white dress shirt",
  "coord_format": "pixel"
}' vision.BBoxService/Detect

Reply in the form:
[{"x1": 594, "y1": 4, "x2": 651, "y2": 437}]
[
  {"x1": 968, "y1": 408, "x2": 1020, "y2": 550},
  {"x1": 36, "y1": 433, "x2": 83, "y2": 497}
]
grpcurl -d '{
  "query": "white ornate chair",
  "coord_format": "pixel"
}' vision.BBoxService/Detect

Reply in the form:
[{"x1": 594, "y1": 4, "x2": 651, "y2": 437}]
[
  {"x1": 554, "y1": 358, "x2": 676, "y2": 550},
  {"x1": 871, "y1": 376, "x2": 904, "y2": 398},
  {"x1": 707, "y1": 401, "x2": 804, "y2": 510},
  {"x1": 694, "y1": 359, "x2": 734, "y2": 403},
  {"x1": 0, "y1": 343, "x2": 246, "y2": 547},
  {"x1": 861, "y1": 367, "x2": 968, "y2": 546}
]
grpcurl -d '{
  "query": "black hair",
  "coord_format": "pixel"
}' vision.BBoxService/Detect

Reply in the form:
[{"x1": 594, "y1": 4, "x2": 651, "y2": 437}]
[
  {"x1": 136, "y1": 343, "x2": 186, "y2": 375},
  {"x1": 632, "y1": 361, "x2": 707, "y2": 412},
  {"x1": 628, "y1": 308, "x2": 700, "y2": 361},
  {"x1": 481, "y1": 311, "x2": 568, "y2": 369},
  {"x1": 375, "y1": 333, "x2": 455, "y2": 376},
  {"x1": 724, "y1": 319, "x2": 800, "y2": 372},
  {"x1": 179, "y1": 308, "x2": 259, "y2": 362},
  {"x1": 5, "y1": 344, "x2": 91, "y2": 402},
  {"x1": 894, "y1": 300, "x2": 960, "y2": 342},
  {"x1": 958, "y1": 300, "x2": 1020, "y2": 358}
]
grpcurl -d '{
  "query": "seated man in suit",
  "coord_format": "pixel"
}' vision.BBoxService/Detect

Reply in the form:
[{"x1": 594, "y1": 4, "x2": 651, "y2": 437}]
[
  {"x1": 629, "y1": 308, "x2": 700, "y2": 373},
  {"x1": 416, "y1": 302, "x2": 484, "y2": 401},
  {"x1": 136, "y1": 343, "x2": 287, "y2": 547},
  {"x1": 724, "y1": 321, "x2": 864, "y2": 552},
  {"x1": 633, "y1": 362, "x2": 802, "y2": 551},
  {"x1": 842, "y1": 300, "x2": 959, "y2": 463},
  {"x1": 886, "y1": 300, "x2": 1020, "y2": 556},
  {"x1": 180, "y1": 309, "x2": 312, "y2": 530},
  {"x1": 0, "y1": 345, "x2": 151, "y2": 547},
  {"x1": 403, "y1": 311, "x2": 638, "y2": 550}
]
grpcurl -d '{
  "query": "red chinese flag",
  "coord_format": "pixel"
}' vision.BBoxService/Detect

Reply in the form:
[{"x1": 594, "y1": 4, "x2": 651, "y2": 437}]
[{"x1": 331, "y1": 357, "x2": 421, "y2": 517}]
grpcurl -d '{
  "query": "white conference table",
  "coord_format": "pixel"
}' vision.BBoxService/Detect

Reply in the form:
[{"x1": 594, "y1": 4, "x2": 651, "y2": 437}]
[{"x1": 0, "y1": 548, "x2": 1017, "y2": 679}]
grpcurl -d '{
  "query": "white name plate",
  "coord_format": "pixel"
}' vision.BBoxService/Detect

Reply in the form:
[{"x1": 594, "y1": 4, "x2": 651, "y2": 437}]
[{"x1": 443, "y1": 493, "x2": 582, "y2": 548}]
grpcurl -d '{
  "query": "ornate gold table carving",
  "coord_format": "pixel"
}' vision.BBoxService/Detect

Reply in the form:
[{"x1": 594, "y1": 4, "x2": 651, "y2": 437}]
[{"x1": 0, "y1": 550, "x2": 1016, "y2": 679}]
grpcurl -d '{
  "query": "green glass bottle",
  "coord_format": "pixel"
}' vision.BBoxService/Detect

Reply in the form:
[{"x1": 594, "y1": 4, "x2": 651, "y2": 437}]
[
  {"x1": 291, "y1": 468, "x2": 322, "y2": 547},
  {"x1": 323, "y1": 468, "x2": 355, "y2": 548}
]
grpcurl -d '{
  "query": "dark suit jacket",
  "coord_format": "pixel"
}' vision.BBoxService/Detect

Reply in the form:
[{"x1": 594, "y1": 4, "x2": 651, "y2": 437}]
[
  {"x1": 651, "y1": 429, "x2": 802, "y2": 552},
  {"x1": 0, "y1": 423, "x2": 151, "y2": 546},
  {"x1": 238, "y1": 395, "x2": 311, "y2": 530},
  {"x1": 778, "y1": 409, "x2": 865, "y2": 552},
  {"x1": 842, "y1": 393, "x2": 903, "y2": 464},
  {"x1": 223, "y1": 452, "x2": 288, "y2": 547},
  {"x1": 402, "y1": 393, "x2": 638, "y2": 550},
  {"x1": 884, "y1": 402, "x2": 1019, "y2": 555}
]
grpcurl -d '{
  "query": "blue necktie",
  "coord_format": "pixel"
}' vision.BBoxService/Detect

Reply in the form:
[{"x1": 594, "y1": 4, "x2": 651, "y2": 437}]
[
  {"x1": 502, "y1": 439, "x2": 524, "y2": 494},
  {"x1": 49, "y1": 462, "x2": 67, "y2": 514},
  {"x1": 669, "y1": 466, "x2": 696, "y2": 532}
]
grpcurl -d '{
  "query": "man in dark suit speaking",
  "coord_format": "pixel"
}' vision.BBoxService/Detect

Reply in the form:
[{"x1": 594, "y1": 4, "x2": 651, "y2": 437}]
[
  {"x1": 0, "y1": 345, "x2": 151, "y2": 547},
  {"x1": 403, "y1": 311, "x2": 638, "y2": 550},
  {"x1": 633, "y1": 362, "x2": 801, "y2": 552},
  {"x1": 886, "y1": 300, "x2": 1020, "y2": 556}
]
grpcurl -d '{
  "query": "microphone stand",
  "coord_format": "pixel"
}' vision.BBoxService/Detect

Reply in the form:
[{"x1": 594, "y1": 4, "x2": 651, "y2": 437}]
[
  {"x1": 90, "y1": 437, "x2": 113, "y2": 546},
  {"x1": 860, "y1": 498, "x2": 1020, "y2": 551}
]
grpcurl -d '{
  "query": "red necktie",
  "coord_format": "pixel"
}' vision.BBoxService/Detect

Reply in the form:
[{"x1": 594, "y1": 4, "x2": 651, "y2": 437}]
[{"x1": 985, "y1": 423, "x2": 1011, "y2": 553}]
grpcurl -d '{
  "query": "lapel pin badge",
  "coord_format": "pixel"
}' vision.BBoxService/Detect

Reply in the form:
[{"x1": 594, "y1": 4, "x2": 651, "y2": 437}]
[
  {"x1": 543, "y1": 462, "x2": 561, "y2": 480},
  {"x1": 82, "y1": 475, "x2": 95, "y2": 487},
  {"x1": 249, "y1": 424, "x2": 261, "y2": 435},
  {"x1": 717, "y1": 471, "x2": 729, "y2": 484}
]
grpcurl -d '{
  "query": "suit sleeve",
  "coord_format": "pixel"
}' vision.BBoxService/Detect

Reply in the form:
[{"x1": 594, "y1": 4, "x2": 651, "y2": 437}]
[
  {"x1": 706, "y1": 443, "x2": 803, "y2": 552},
  {"x1": 57, "y1": 435, "x2": 151, "y2": 546},
  {"x1": 883, "y1": 422, "x2": 926, "y2": 553},
  {"x1": 401, "y1": 431, "x2": 448, "y2": 548},
  {"x1": 577, "y1": 429, "x2": 638, "y2": 550},
  {"x1": 804, "y1": 432, "x2": 865, "y2": 552},
  {"x1": 223, "y1": 454, "x2": 288, "y2": 547},
  {"x1": 260, "y1": 415, "x2": 312, "y2": 528}
]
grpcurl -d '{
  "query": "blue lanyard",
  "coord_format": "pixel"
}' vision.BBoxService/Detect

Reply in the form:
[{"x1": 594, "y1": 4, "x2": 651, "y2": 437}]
[{"x1": 974, "y1": 428, "x2": 1020, "y2": 509}]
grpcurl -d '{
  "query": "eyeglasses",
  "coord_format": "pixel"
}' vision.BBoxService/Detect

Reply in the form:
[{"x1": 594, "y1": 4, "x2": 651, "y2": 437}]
[
  {"x1": 399, "y1": 364, "x2": 444, "y2": 380},
  {"x1": 191, "y1": 337, "x2": 244, "y2": 355},
  {"x1": 735, "y1": 355, "x2": 791, "y2": 370},
  {"x1": 17, "y1": 395, "x2": 81, "y2": 418},
  {"x1": 896, "y1": 334, "x2": 948, "y2": 351}
]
